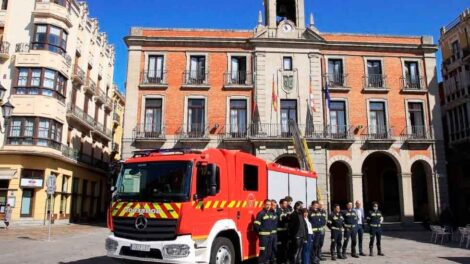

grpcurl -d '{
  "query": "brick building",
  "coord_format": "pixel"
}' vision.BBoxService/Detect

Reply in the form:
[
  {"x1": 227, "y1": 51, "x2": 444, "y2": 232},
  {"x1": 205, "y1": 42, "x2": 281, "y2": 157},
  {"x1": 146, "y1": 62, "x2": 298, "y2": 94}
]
[
  {"x1": 123, "y1": 0, "x2": 448, "y2": 223},
  {"x1": 439, "y1": 9, "x2": 470, "y2": 225}
]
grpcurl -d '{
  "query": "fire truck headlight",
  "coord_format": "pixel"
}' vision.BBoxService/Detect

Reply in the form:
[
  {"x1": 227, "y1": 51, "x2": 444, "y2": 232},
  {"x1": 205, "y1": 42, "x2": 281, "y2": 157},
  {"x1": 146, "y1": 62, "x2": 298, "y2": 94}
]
[
  {"x1": 163, "y1": 244, "x2": 190, "y2": 258},
  {"x1": 105, "y1": 238, "x2": 118, "y2": 252}
]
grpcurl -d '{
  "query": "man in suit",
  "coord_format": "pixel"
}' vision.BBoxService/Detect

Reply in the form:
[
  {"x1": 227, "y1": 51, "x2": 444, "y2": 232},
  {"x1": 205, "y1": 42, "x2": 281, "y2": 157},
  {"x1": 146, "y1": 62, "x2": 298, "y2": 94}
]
[{"x1": 354, "y1": 200, "x2": 366, "y2": 256}]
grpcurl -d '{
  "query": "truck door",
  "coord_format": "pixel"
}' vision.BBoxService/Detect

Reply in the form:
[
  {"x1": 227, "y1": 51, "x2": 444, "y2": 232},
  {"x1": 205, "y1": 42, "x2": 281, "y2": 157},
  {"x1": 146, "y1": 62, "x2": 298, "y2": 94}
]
[{"x1": 233, "y1": 156, "x2": 267, "y2": 260}]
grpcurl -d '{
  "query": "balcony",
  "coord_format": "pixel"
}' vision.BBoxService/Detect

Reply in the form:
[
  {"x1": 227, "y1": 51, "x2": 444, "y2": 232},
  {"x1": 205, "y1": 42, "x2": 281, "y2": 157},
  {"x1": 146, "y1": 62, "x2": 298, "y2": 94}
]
[
  {"x1": 182, "y1": 71, "x2": 210, "y2": 89},
  {"x1": 133, "y1": 124, "x2": 166, "y2": 143},
  {"x1": 66, "y1": 103, "x2": 95, "y2": 131},
  {"x1": 139, "y1": 71, "x2": 168, "y2": 89},
  {"x1": 400, "y1": 76, "x2": 427, "y2": 93},
  {"x1": 324, "y1": 73, "x2": 350, "y2": 92},
  {"x1": 363, "y1": 75, "x2": 389, "y2": 92},
  {"x1": 0, "y1": 41, "x2": 10, "y2": 60},
  {"x1": 224, "y1": 71, "x2": 254, "y2": 89},
  {"x1": 77, "y1": 152, "x2": 108, "y2": 171},
  {"x1": 72, "y1": 65, "x2": 85, "y2": 85},
  {"x1": 15, "y1": 43, "x2": 72, "y2": 76},
  {"x1": 400, "y1": 126, "x2": 434, "y2": 148},
  {"x1": 61, "y1": 144, "x2": 79, "y2": 160},
  {"x1": 33, "y1": 0, "x2": 72, "y2": 28},
  {"x1": 94, "y1": 88, "x2": 106, "y2": 104},
  {"x1": 443, "y1": 54, "x2": 462, "y2": 73},
  {"x1": 83, "y1": 78, "x2": 96, "y2": 95},
  {"x1": 361, "y1": 126, "x2": 395, "y2": 146},
  {"x1": 219, "y1": 124, "x2": 249, "y2": 143},
  {"x1": 113, "y1": 113, "x2": 121, "y2": 126},
  {"x1": 92, "y1": 122, "x2": 112, "y2": 141},
  {"x1": 177, "y1": 124, "x2": 210, "y2": 142},
  {"x1": 463, "y1": 47, "x2": 470, "y2": 62},
  {"x1": 324, "y1": 125, "x2": 355, "y2": 148}
]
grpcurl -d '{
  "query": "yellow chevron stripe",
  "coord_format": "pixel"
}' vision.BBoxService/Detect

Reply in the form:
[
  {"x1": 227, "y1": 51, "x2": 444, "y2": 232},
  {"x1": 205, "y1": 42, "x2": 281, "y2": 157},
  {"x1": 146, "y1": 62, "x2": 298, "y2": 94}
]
[
  {"x1": 175, "y1": 203, "x2": 182, "y2": 209},
  {"x1": 254, "y1": 201, "x2": 259, "y2": 208},
  {"x1": 119, "y1": 202, "x2": 133, "y2": 217},
  {"x1": 236, "y1": 201, "x2": 242, "y2": 208},
  {"x1": 164, "y1": 203, "x2": 179, "y2": 219},
  {"x1": 154, "y1": 203, "x2": 168, "y2": 219},
  {"x1": 112, "y1": 202, "x2": 124, "y2": 216},
  {"x1": 205, "y1": 201, "x2": 212, "y2": 208},
  {"x1": 242, "y1": 201, "x2": 247, "y2": 208},
  {"x1": 196, "y1": 201, "x2": 204, "y2": 209},
  {"x1": 212, "y1": 200, "x2": 219, "y2": 208},
  {"x1": 192, "y1": 201, "x2": 195, "y2": 206},
  {"x1": 143, "y1": 203, "x2": 156, "y2": 218},
  {"x1": 220, "y1": 201, "x2": 227, "y2": 208},
  {"x1": 228, "y1": 201, "x2": 236, "y2": 208}
]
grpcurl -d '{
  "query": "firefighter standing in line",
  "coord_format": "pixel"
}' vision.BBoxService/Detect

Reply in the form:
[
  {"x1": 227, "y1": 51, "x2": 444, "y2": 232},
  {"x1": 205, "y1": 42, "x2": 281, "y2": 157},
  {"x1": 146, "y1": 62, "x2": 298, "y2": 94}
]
[
  {"x1": 309, "y1": 201, "x2": 322, "y2": 264},
  {"x1": 327, "y1": 204, "x2": 346, "y2": 261},
  {"x1": 254, "y1": 199, "x2": 274, "y2": 264},
  {"x1": 342, "y1": 202, "x2": 359, "y2": 258},
  {"x1": 269, "y1": 199, "x2": 278, "y2": 264},
  {"x1": 276, "y1": 199, "x2": 289, "y2": 263},
  {"x1": 367, "y1": 201, "x2": 385, "y2": 257},
  {"x1": 317, "y1": 201, "x2": 328, "y2": 261}
]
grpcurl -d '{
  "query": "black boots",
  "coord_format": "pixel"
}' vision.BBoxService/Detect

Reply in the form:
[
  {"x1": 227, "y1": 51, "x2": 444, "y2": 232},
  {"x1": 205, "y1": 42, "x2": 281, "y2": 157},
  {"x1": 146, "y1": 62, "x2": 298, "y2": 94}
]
[
  {"x1": 378, "y1": 246, "x2": 384, "y2": 256},
  {"x1": 341, "y1": 251, "x2": 348, "y2": 259},
  {"x1": 331, "y1": 252, "x2": 337, "y2": 261},
  {"x1": 369, "y1": 247, "x2": 374, "y2": 256}
]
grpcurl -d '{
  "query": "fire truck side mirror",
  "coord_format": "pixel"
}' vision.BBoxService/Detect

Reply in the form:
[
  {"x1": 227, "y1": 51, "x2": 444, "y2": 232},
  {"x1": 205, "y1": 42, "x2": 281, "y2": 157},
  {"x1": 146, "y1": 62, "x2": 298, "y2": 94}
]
[{"x1": 208, "y1": 164, "x2": 218, "y2": 196}]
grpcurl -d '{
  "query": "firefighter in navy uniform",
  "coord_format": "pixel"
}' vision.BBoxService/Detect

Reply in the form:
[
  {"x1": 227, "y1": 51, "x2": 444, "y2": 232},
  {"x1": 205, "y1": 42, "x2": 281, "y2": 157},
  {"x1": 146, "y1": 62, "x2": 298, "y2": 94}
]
[
  {"x1": 342, "y1": 202, "x2": 359, "y2": 258},
  {"x1": 269, "y1": 199, "x2": 279, "y2": 264},
  {"x1": 309, "y1": 201, "x2": 322, "y2": 264},
  {"x1": 327, "y1": 204, "x2": 346, "y2": 260},
  {"x1": 276, "y1": 199, "x2": 289, "y2": 263},
  {"x1": 317, "y1": 201, "x2": 328, "y2": 261},
  {"x1": 255, "y1": 199, "x2": 274, "y2": 264},
  {"x1": 367, "y1": 202, "x2": 385, "y2": 257}
]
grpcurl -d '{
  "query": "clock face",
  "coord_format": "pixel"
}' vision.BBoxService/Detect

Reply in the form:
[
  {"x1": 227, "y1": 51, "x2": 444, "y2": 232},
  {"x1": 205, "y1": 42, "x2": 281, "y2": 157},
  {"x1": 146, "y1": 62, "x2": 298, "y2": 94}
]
[{"x1": 282, "y1": 24, "x2": 293, "y2": 32}]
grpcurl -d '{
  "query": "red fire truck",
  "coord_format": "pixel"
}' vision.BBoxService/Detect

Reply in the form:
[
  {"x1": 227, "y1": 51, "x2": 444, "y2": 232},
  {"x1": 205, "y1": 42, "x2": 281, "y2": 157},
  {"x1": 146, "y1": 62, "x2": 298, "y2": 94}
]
[{"x1": 106, "y1": 148, "x2": 317, "y2": 263}]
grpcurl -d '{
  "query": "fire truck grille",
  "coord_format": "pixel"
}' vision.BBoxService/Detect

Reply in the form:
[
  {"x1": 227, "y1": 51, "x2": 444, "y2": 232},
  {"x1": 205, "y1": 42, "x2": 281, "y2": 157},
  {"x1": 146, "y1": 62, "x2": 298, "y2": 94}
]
[{"x1": 113, "y1": 217, "x2": 178, "y2": 241}]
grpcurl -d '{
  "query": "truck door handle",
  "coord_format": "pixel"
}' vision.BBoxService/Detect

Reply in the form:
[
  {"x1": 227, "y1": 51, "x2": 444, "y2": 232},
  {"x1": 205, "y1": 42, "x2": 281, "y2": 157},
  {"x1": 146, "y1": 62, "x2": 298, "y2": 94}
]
[
  {"x1": 237, "y1": 211, "x2": 241, "y2": 219},
  {"x1": 217, "y1": 208, "x2": 224, "y2": 212}
]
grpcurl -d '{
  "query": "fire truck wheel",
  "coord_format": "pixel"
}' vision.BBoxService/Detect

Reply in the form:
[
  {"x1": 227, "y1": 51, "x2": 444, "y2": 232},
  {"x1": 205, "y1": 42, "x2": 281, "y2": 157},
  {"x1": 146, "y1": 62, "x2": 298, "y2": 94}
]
[{"x1": 210, "y1": 237, "x2": 236, "y2": 264}]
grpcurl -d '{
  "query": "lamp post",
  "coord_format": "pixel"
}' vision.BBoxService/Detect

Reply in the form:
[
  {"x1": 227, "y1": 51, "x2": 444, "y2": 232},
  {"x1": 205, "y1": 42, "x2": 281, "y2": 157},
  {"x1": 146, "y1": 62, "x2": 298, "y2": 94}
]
[{"x1": 1, "y1": 101, "x2": 14, "y2": 133}]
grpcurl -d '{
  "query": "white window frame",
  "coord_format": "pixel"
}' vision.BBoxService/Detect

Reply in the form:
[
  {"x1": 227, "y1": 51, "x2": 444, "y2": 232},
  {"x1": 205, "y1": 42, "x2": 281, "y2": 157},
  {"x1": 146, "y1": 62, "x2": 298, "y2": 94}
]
[
  {"x1": 144, "y1": 52, "x2": 167, "y2": 80},
  {"x1": 366, "y1": 98, "x2": 390, "y2": 133},
  {"x1": 400, "y1": 58, "x2": 423, "y2": 88},
  {"x1": 404, "y1": 99, "x2": 428, "y2": 135},
  {"x1": 327, "y1": 97, "x2": 349, "y2": 128},
  {"x1": 186, "y1": 52, "x2": 209, "y2": 82},
  {"x1": 183, "y1": 95, "x2": 208, "y2": 133},
  {"x1": 140, "y1": 95, "x2": 165, "y2": 132},
  {"x1": 226, "y1": 96, "x2": 251, "y2": 133},
  {"x1": 363, "y1": 57, "x2": 385, "y2": 87},
  {"x1": 226, "y1": 53, "x2": 252, "y2": 84}
]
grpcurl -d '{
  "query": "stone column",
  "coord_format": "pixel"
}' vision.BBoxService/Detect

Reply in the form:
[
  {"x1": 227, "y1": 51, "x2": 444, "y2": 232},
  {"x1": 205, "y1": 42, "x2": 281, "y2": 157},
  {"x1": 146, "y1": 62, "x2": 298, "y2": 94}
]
[
  {"x1": 399, "y1": 173, "x2": 415, "y2": 224},
  {"x1": 351, "y1": 173, "x2": 363, "y2": 204}
]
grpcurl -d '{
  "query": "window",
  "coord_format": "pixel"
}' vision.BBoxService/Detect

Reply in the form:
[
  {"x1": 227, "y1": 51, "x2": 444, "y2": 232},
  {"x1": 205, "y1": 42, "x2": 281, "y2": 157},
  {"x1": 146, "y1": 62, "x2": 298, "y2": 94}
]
[
  {"x1": 452, "y1": 41, "x2": 460, "y2": 59},
  {"x1": 14, "y1": 67, "x2": 67, "y2": 102},
  {"x1": 366, "y1": 60, "x2": 384, "y2": 87},
  {"x1": 40, "y1": 0, "x2": 71, "y2": 9},
  {"x1": 147, "y1": 55, "x2": 164, "y2": 83},
  {"x1": 188, "y1": 56, "x2": 206, "y2": 84},
  {"x1": 62, "y1": 175, "x2": 69, "y2": 193},
  {"x1": 196, "y1": 165, "x2": 220, "y2": 197},
  {"x1": 328, "y1": 59, "x2": 344, "y2": 87},
  {"x1": 329, "y1": 101, "x2": 347, "y2": 137},
  {"x1": 1, "y1": 0, "x2": 8, "y2": 10},
  {"x1": 283, "y1": 56, "x2": 293, "y2": 71},
  {"x1": 408, "y1": 102, "x2": 425, "y2": 138},
  {"x1": 144, "y1": 98, "x2": 163, "y2": 135},
  {"x1": 229, "y1": 56, "x2": 247, "y2": 84},
  {"x1": 229, "y1": 99, "x2": 247, "y2": 137},
  {"x1": 187, "y1": 99, "x2": 205, "y2": 137},
  {"x1": 280, "y1": 100, "x2": 297, "y2": 135},
  {"x1": 7, "y1": 117, "x2": 63, "y2": 149},
  {"x1": 32, "y1": 24, "x2": 68, "y2": 55},
  {"x1": 404, "y1": 61, "x2": 420, "y2": 89},
  {"x1": 243, "y1": 164, "x2": 258, "y2": 191},
  {"x1": 369, "y1": 102, "x2": 387, "y2": 137}
]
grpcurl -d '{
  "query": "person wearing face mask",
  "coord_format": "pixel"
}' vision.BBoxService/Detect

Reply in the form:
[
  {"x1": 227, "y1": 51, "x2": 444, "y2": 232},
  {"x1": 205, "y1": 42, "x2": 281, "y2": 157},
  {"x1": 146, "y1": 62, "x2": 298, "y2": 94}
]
[
  {"x1": 367, "y1": 202, "x2": 384, "y2": 257},
  {"x1": 342, "y1": 202, "x2": 359, "y2": 258}
]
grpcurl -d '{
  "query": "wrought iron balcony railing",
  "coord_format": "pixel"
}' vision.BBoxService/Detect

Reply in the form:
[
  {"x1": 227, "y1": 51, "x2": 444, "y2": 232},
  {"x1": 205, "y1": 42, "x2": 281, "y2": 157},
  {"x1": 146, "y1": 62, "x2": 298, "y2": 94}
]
[
  {"x1": 183, "y1": 70, "x2": 208, "y2": 86},
  {"x1": 177, "y1": 123, "x2": 210, "y2": 140},
  {"x1": 0, "y1": 41, "x2": 10, "y2": 55},
  {"x1": 141, "y1": 70, "x2": 167, "y2": 85},
  {"x1": 362, "y1": 126, "x2": 394, "y2": 140},
  {"x1": 364, "y1": 74, "x2": 387, "y2": 89},
  {"x1": 133, "y1": 124, "x2": 166, "y2": 141},
  {"x1": 400, "y1": 126, "x2": 434, "y2": 141},
  {"x1": 401, "y1": 75, "x2": 426, "y2": 91},
  {"x1": 325, "y1": 73, "x2": 348, "y2": 88},
  {"x1": 224, "y1": 71, "x2": 253, "y2": 86}
]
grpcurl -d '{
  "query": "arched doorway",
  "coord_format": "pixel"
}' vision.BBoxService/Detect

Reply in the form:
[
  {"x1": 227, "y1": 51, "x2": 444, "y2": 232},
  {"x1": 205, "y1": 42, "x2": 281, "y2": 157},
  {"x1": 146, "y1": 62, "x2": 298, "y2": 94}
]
[
  {"x1": 275, "y1": 155, "x2": 300, "y2": 169},
  {"x1": 329, "y1": 161, "x2": 351, "y2": 209},
  {"x1": 362, "y1": 152, "x2": 401, "y2": 221},
  {"x1": 411, "y1": 161, "x2": 432, "y2": 222}
]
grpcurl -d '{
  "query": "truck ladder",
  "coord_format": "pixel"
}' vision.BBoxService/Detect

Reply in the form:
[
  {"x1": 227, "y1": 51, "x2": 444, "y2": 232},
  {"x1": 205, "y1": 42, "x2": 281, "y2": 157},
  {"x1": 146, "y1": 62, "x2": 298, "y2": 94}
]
[{"x1": 288, "y1": 120, "x2": 322, "y2": 201}]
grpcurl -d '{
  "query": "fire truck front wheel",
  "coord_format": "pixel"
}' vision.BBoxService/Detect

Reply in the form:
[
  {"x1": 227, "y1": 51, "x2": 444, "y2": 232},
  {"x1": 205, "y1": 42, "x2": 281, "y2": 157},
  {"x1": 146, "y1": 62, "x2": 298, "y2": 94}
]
[{"x1": 210, "y1": 237, "x2": 236, "y2": 264}]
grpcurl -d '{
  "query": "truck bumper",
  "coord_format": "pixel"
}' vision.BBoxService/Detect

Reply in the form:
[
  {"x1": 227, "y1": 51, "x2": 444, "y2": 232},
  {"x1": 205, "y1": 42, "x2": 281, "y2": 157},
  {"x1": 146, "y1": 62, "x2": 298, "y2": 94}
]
[{"x1": 106, "y1": 234, "x2": 197, "y2": 263}]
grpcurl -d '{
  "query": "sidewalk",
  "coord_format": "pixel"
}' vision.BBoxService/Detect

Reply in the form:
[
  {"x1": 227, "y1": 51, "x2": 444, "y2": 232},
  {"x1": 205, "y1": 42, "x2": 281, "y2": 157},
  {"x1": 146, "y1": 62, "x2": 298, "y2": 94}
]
[{"x1": 0, "y1": 223, "x2": 106, "y2": 241}]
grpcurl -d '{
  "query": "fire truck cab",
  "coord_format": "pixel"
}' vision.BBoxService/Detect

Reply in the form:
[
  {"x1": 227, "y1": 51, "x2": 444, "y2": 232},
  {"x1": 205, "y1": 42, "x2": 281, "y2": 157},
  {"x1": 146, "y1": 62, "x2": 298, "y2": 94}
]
[{"x1": 106, "y1": 148, "x2": 316, "y2": 263}]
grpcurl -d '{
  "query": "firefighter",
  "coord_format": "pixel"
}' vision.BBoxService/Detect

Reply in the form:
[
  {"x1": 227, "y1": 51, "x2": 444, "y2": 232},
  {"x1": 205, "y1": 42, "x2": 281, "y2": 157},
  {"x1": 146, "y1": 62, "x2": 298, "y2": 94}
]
[
  {"x1": 309, "y1": 201, "x2": 322, "y2": 264},
  {"x1": 255, "y1": 199, "x2": 274, "y2": 264},
  {"x1": 342, "y1": 202, "x2": 359, "y2": 258},
  {"x1": 317, "y1": 201, "x2": 328, "y2": 261},
  {"x1": 367, "y1": 201, "x2": 385, "y2": 257},
  {"x1": 327, "y1": 204, "x2": 346, "y2": 260},
  {"x1": 276, "y1": 199, "x2": 289, "y2": 263},
  {"x1": 269, "y1": 199, "x2": 278, "y2": 264}
]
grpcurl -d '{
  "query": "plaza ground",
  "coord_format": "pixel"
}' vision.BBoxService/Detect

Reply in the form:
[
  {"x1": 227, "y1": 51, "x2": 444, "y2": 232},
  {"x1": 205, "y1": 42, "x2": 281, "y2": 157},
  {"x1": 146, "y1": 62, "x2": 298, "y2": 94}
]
[{"x1": 0, "y1": 224, "x2": 469, "y2": 264}]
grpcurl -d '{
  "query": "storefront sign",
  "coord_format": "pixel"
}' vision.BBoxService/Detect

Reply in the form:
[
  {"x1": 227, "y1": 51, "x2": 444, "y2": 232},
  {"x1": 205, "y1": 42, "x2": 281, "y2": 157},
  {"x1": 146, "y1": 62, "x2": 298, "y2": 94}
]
[{"x1": 20, "y1": 178, "x2": 44, "y2": 188}]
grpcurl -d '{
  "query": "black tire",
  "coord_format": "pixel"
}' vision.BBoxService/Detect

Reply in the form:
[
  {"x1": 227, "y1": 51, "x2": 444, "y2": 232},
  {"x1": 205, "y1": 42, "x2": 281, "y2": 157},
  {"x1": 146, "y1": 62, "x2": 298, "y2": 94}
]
[{"x1": 209, "y1": 237, "x2": 236, "y2": 264}]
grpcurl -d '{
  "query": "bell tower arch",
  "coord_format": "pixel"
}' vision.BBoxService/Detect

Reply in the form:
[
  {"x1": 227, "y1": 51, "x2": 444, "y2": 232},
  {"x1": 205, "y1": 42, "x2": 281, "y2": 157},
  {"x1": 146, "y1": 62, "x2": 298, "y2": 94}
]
[{"x1": 264, "y1": 0, "x2": 306, "y2": 29}]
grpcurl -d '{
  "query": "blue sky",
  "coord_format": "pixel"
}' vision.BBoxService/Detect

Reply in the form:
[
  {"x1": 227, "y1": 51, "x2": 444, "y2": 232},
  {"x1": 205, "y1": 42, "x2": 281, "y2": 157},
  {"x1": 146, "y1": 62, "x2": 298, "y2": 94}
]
[{"x1": 86, "y1": 0, "x2": 469, "y2": 92}]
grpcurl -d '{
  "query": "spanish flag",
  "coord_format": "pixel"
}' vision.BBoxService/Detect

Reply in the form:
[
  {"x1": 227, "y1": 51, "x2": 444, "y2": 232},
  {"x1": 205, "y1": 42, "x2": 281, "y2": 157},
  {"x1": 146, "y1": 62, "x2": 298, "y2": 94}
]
[{"x1": 272, "y1": 76, "x2": 278, "y2": 112}]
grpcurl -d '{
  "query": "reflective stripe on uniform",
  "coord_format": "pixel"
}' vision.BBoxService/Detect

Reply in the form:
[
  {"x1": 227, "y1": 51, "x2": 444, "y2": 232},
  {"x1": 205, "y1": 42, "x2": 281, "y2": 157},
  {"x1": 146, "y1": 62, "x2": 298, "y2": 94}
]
[
  {"x1": 277, "y1": 227, "x2": 288, "y2": 231},
  {"x1": 370, "y1": 224, "x2": 381, "y2": 227},
  {"x1": 331, "y1": 227, "x2": 343, "y2": 231},
  {"x1": 259, "y1": 231, "x2": 271, "y2": 236},
  {"x1": 259, "y1": 247, "x2": 265, "y2": 250},
  {"x1": 271, "y1": 230, "x2": 277, "y2": 234},
  {"x1": 254, "y1": 221, "x2": 261, "y2": 225}
]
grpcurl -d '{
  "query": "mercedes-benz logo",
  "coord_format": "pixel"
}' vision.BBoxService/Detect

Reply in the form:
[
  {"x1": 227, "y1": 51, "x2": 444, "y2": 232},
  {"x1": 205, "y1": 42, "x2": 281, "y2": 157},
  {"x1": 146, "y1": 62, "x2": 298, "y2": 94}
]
[{"x1": 135, "y1": 216, "x2": 148, "y2": 231}]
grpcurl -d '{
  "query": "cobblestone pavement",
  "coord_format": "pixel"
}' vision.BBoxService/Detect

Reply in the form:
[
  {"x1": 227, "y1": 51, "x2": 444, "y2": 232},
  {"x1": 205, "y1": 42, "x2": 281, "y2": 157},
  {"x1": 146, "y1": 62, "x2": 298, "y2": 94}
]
[{"x1": 0, "y1": 225, "x2": 469, "y2": 264}]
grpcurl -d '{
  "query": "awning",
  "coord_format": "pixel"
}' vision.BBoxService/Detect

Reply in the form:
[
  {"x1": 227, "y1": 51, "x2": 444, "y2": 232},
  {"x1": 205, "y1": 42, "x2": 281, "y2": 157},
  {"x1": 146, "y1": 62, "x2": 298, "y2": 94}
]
[{"x1": 0, "y1": 169, "x2": 17, "y2": 180}]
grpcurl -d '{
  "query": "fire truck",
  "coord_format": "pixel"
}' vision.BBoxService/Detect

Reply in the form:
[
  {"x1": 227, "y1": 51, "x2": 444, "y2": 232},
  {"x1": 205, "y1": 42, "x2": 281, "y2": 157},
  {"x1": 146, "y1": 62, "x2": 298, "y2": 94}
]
[{"x1": 106, "y1": 148, "x2": 317, "y2": 263}]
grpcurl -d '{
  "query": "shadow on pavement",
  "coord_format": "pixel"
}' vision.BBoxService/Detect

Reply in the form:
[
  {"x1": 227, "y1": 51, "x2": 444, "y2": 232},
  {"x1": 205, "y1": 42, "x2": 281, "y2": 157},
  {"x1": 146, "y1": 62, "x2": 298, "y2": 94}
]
[
  {"x1": 59, "y1": 256, "x2": 118, "y2": 264},
  {"x1": 383, "y1": 230, "x2": 467, "y2": 249},
  {"x1": 438, "y1": 257, "x2": 470, "y2": 264}
]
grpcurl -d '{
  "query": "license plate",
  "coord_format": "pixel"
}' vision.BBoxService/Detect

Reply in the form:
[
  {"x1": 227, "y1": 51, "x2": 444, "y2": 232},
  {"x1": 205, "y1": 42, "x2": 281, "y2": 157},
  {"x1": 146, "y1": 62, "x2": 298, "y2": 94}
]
[{"x1": 130, "y1": 244, "x2": 151, "y2": 252}]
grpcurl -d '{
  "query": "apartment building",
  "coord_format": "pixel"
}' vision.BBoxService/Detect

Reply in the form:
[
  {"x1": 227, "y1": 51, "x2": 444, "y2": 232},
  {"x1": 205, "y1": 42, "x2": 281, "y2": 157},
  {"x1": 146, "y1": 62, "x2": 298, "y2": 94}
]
[
  {"x1": 0, "y1": 0, "x2": 118, "y2": 223},
  {"x1": 439, "y1": 9, "x2": 470, "y2": 225},
  {"x1": 111, "y1": 86, "x2": 125, "y2": 161},
  {"x1": 123, "y1": 0, "x2": 448, "y2": 224}
]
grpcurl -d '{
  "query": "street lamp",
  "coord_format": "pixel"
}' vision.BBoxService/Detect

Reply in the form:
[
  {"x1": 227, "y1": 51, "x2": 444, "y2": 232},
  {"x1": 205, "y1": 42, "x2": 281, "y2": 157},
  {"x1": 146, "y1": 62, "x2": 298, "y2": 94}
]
[{"x1": 1, "y1": 101, "x2": 14, "y2": 133}]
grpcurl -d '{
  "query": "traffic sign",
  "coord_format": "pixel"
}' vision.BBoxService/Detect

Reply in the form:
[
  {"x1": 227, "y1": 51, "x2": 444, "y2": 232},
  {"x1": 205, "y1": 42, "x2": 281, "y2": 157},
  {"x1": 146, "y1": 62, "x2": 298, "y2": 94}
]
[{"x1": 46, "y1": 175, "x2": 56, "y2": 195}]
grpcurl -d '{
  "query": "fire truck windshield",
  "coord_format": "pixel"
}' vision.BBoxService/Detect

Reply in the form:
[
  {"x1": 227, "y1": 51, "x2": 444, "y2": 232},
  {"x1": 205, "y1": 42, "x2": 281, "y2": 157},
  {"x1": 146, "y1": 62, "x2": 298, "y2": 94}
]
[{"x1": 115, "y1": 161, "x2": 193, "y2": 202}]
